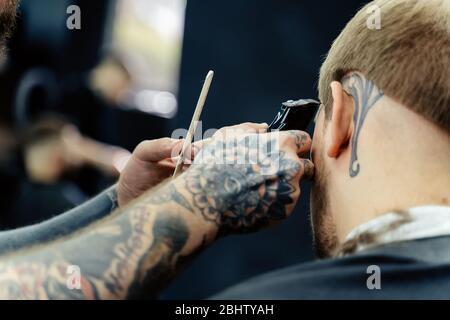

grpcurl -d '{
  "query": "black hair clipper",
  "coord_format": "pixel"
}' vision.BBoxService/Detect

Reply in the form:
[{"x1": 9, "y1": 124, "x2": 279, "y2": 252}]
[{"x1": 268, "y1": 99, "x2": 320, "y2": 132}]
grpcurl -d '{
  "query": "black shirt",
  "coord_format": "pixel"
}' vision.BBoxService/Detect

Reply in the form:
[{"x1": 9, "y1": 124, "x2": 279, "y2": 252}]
[{"x1": 212, "y1": 236, "x2": 450, "y2": 299}]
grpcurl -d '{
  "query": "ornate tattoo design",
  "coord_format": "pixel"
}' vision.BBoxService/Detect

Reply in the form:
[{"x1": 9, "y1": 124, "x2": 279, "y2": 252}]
[
  {"x1": 186, "y1": 133, "x2": 301, "y2": 235},
  {"x1": 148, "y1": 184, "x2": 193, "y2": 212},
  {"x1": 286, "y1": 130, "x2": 310, "y2": 153},
  {"x1": 342, "y1": 73, "x2": 384, "y2": 177},
  {"x1": 0, "y1": 183, "x2": 194, "y2": 300}
]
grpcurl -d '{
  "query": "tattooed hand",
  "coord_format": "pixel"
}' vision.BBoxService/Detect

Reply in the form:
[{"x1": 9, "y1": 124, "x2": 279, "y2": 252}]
[
  {"x1": 118, "y1": 123, "x2": 270, "y2": 207},
  {"x1": 174, "y1": 130, "x2": 314, "y2": 236}
]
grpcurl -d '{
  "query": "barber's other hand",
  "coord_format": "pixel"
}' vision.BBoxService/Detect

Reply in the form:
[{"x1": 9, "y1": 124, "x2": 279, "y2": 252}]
[
  {"x1": 117, "y1": 138, "x2": 183, "y2": 207},
  {"x1": 174, "y1": 130, "x2": 314, "y2": 236}
]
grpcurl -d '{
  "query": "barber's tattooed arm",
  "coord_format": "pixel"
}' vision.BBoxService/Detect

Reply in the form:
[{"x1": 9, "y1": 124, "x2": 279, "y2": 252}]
[
  {"x1": 342, "y1": 73, "x2": 384, "y2": 177},
  {"x1": 0, "y1": 131, "x2": 313, "y2": 299},
  {"x1": 0, "y1": 185, "x2": 203, "y2": 299}
]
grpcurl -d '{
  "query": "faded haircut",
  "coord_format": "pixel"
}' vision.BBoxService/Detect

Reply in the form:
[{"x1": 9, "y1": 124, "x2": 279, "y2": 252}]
[{"x1": 318, "y1": 0, "x2": 450, "y2": 133}]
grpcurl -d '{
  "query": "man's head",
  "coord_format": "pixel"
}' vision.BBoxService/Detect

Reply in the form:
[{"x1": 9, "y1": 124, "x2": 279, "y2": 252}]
[
  {"x1": 0, "y1": 0, "x2": 18, "y2": 55},
  {"x1": 311, "y1": 0, "x2": 450, "y2": 258}
]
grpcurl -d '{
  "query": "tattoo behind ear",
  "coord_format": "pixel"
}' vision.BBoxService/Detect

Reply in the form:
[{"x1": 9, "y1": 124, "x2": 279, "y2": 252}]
[{"x1": 342, "y1": 73, "x2": 384, "y2": 177}]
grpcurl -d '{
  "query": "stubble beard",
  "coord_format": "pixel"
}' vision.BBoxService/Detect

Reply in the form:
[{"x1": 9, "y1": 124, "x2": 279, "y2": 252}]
[{"x1": 310, "y1": 152, "x2": 339, "y2": 259}]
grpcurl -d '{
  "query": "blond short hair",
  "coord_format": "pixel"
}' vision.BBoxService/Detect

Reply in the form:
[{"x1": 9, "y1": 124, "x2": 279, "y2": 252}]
[{"x1": 319, "y1": 0, "x2": 450, "y2": 132}]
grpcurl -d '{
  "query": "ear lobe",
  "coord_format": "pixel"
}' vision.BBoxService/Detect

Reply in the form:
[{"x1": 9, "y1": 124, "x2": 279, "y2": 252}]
[{"x1": 327, "y1": 81, "x2": 353, "y2": 158}]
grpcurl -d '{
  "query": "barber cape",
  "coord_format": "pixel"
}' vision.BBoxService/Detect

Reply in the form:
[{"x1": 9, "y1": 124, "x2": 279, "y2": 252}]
[
  {"x1": 341, "y1": 206, "x2": 450, "y2": 255},
  {"x1": 213, "y1": 206, "x2": 450, "y2": 299}
]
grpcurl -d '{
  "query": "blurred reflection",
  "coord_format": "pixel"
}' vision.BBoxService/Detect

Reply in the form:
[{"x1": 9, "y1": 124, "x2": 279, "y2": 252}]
[
  {"x1": 108, "y1": 0, "x2": 186, "y2": 118},
  {"x1": 0, "y1": 0, "x2": 186, "y2": 232},
  {"x1": 0, "y1": 114, "x2": 130, "y2": 230},
  {"x1": 89, "y1": 53, "x2": 178, "y2": 118},
  {"x1": 113, "y1": 0, "x2": 185, "y2": 92}
]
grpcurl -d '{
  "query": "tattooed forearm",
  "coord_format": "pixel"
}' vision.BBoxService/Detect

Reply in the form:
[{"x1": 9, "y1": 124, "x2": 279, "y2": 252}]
[
  {"x1": 0, "y1": 182, "x2": 209, "y2": 299},
  {"x1": 126, "y1": 214, "x2": 189, "y2": 299},
  {"x1": 342, "y1": 73, "x2": 384, "y2": 177},
  {"x1": 150, "y1": 184, "x2": 193, "y2": 212}
]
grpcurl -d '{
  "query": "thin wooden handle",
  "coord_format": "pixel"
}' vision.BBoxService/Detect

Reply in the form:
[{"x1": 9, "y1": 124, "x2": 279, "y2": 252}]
[{"x1": 173, "y1": 70, "x2": 214, "y2": 178}]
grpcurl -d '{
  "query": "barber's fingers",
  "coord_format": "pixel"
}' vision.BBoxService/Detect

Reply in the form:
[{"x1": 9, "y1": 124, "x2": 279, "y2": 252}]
[
  {"x1": 192, "y1": 130, "x2": 312, "y2": 160},
  {"x1": 172, "y1": 122, "x2": 268, "y2": 161},
  {"x1": 190, "y1": 138, "x2": 212, "y2": 156},
  {"x1": 277, "y1": 130, "x2": 312, "y2": 156},
  {"x1": 222, "y1": 122, "x2": 269, "y2": 131},
  {"x1": 214, "y1": 122, "x2": 268, "y2": 138},
  {"x1": 299, "y1": 158, "x2": 315, "y2": 181},
  {"x1": 233, "y1": 122, "x2": 269, "y2": 132},
  {"x1": 157, "y1": 157, "x2": 177, "y2": 168},
  {"x1": 187, "y1": 123, "x2": 268, "y2": 158},
  {"x1": 134, "y1": 138, "x2": 183, "y2": 163}
]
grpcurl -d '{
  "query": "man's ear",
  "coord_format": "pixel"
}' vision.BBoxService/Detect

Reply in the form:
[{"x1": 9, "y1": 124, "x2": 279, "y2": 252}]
[{"x1": 327, "y1": 81, "x2": 353, "y2": 158}]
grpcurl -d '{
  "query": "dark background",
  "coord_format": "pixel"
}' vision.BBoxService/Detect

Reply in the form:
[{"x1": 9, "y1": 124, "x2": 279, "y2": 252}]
[{"x1": 0, "y1": 0, "x2": 366, "y2": 299}]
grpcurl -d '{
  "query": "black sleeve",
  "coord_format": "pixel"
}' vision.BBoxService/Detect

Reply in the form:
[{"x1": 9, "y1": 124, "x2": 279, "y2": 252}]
[{"x1": 0, "y1": 185, "x2": 118, "y2": 254}]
